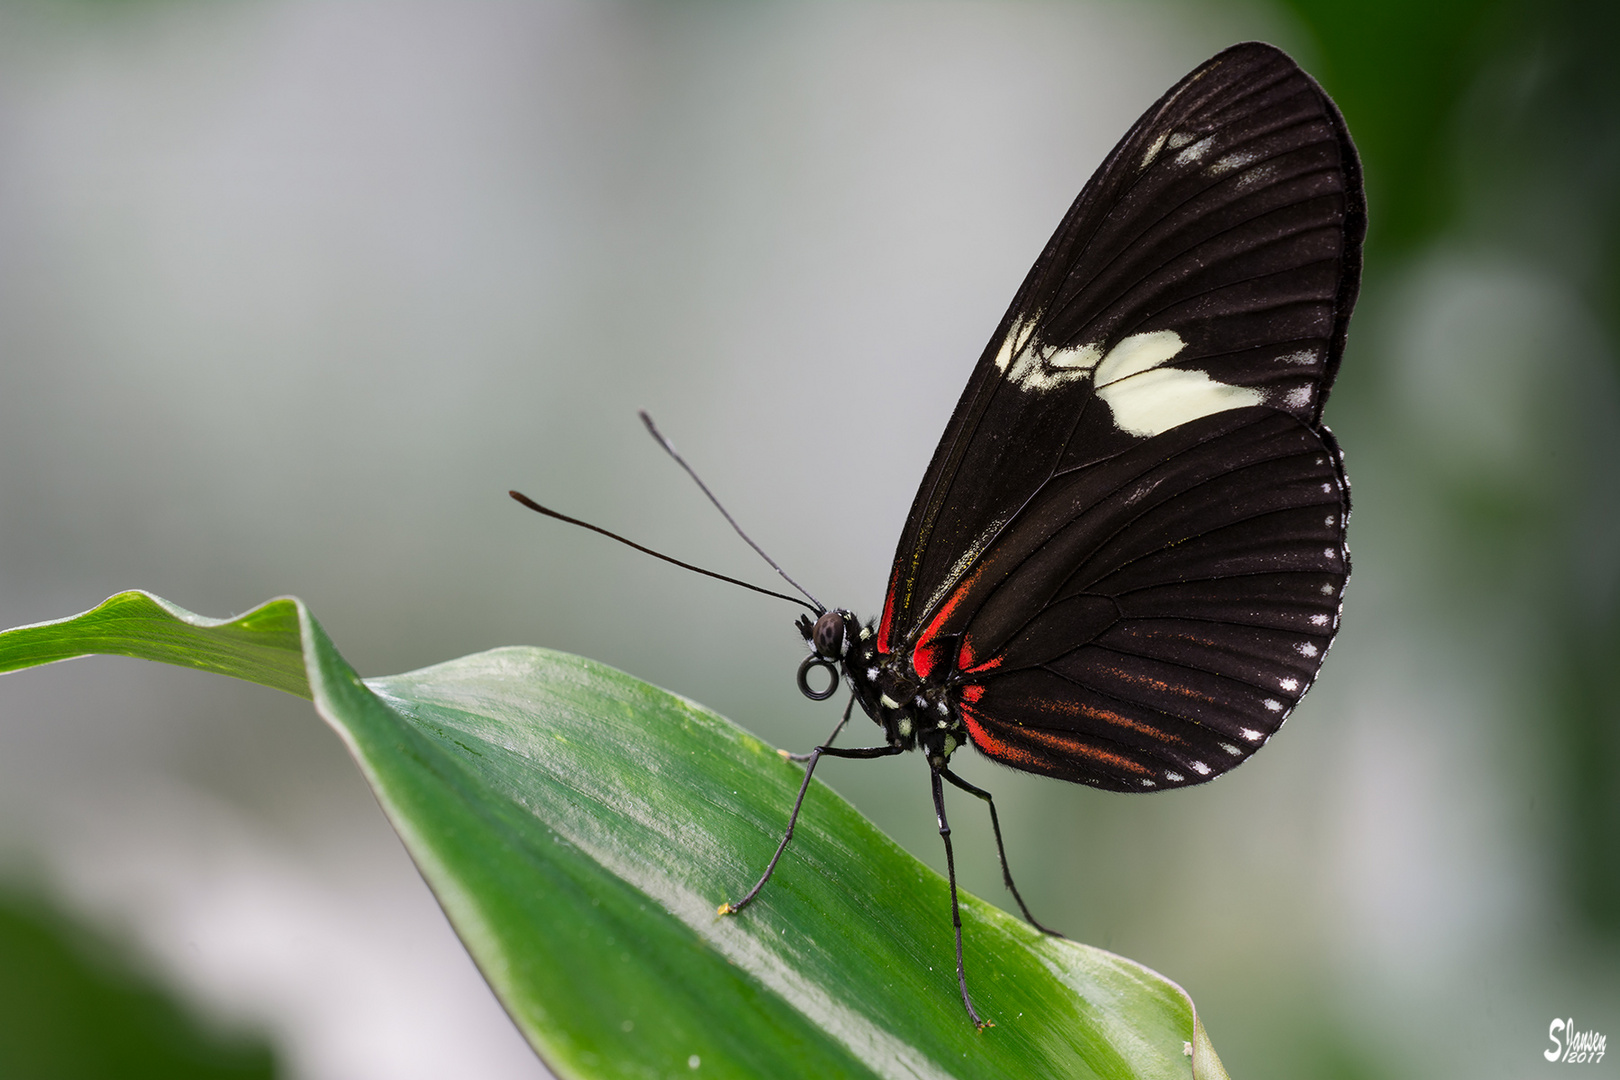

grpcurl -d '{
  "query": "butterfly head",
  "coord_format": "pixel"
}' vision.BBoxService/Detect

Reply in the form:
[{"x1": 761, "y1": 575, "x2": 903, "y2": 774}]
[{"x1": 795, "y1": 609, "x2": 863, "y2": 702}]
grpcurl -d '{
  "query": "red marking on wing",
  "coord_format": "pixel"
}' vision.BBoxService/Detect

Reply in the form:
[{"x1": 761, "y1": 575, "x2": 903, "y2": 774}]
[
  {"x1": 877, "y1": 566, "x2": 901, "y2": 654},
  {"x1": 912, "y1": 636, "x2": 953, "y2": 680},
  {"x1": 958, "y1": 642, "x2": 1002, "y2": 675},
  {"x1": 1049, "y1": 698, "x2": 1189, "y2": 746},
  {"x1": 903, "y1": 563, "x2": 990, "y2": 675},
  {"x1": 960, "y1": 706, "x2": 1151, "y2": 777},
  {"x1": 960, "y1": 684, "x2": 986, "y2": 704}
]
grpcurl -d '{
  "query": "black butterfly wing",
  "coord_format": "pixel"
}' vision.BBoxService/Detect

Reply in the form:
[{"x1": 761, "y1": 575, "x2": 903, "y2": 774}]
[
  {"x1": 879, "y1": 43, "x2": 1363, "y2": 789},
  {"x1": 949, "y1": 407, "x2": 1349, "y2": 790}
]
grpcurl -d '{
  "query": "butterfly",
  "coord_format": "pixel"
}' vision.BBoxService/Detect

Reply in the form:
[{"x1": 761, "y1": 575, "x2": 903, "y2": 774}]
[{"x1": 515, "y1": 40, "x2": 1364, "y2": 1026}]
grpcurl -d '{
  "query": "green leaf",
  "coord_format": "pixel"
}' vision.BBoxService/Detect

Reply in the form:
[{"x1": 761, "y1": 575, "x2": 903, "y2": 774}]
[{"x1": 0, "y1": 591, "x2": 1231, "y2": 1080}]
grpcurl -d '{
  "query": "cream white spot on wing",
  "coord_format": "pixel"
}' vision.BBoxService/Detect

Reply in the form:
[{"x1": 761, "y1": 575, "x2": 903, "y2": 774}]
[
  {"x1": 1175, "y1": 134, "x2": 1215, "y2": 165},
  {"x1": 1091, "y1": 330, "x2": 1263, "y2": 436},
  {"x1": 1240, "y1": 727, "x2": 1265, "y2": 742},
  {"x1": 1279, "y1": 677, "x2": 1299, "y2": 692},
  {"x1": 1191, "y1": 760, "x2": 1211, "y2": 775},
  {"x1": 880, "y1": 694, "x2": 900, "y2": 709},
  {"x1": 993, "y1": 316, "x2": 1037, "y2": 374},
  {"x1": 1324, "y1": 548, "x2": 1338, "y2": 560},
  {"x1": 1233, "y1": 162, "x2": 1279, "y2": 191},
  {"x1": 1141, "y1": 131, "x2": 1169, "y2": 170},
  {"x1": 1296, "y1": 642, "x2": 1320, "y2": 658},
  {"x1": 1284, "y1": 385, "x2": 1313, "y2": 409},
  {"x1": 1165, "y1": 771, "x2": 1184, "y2": 782},
  {"x1": 1310, "y1": 614, "x2": 1330, "y2": 627},
  {"x1": 1000, "y1": 324, "x2": 1262, "y2": 436},
  {"x1": 1208, "y1": 148, "x2": 1261, "y2": 176},
  {"x1": 1263, "y1": 699, "x2": 1283, "y2": 713},
  {"x1": 995, "y1": 316, "x2": 1101, "y2": 393},
  {"x1": 1046, "y1": 342, "x2": 1105, "y2": 371},
  {"x1": 1100, "y1": 366, "x2": 1264, "y2": 437},
  {"x1": 1140, "y1": 778, "x2": 1157, "y2": 788},
  {"x1": 1167, "y1": 131, "x2": 1193, "y2": 150},
  {"x1": 1279, "y1": 349, "x2": 1317, "y2": 365},
  {"x1": 1220, "y1": 742, "x2": 1242, "y2": 756},
  {"x1": 1093, "y1": 330, "x2": 1186, "y2": 383},
  {"x1": 1320, "y1": 583, "x2": 1336, "y2": 595}
]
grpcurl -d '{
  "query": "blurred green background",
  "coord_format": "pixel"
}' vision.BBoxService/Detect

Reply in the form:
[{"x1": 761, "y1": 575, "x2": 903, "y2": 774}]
[{"x1": 0, "y1": 1, "x2": 1615, "y2": 1077}]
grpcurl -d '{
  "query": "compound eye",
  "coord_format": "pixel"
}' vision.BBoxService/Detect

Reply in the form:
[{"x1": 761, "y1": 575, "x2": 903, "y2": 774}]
[{"x1": 812, "y1": 612, "x2": 845, "y2": 658}]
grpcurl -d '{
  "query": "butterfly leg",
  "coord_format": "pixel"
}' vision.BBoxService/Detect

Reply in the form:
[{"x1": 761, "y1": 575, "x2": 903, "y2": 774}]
[
  {"x1": 721, "y1": 709, "x2": 901, "y2": 917},
  {"x1": 784, "y1": 693, "x2": 855, "y2": 762},
  {"x1": 931, "y1": 766, "x2": 989, "y2": 1028},
  {"x1": 939, "y1": 766, "x2": 1065, "y2": 938}
]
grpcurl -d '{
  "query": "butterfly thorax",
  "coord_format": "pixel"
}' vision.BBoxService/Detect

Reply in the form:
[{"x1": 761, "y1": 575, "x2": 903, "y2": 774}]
[{"x1": 801, "y1": 609, "x2": 970, "y2": 768}]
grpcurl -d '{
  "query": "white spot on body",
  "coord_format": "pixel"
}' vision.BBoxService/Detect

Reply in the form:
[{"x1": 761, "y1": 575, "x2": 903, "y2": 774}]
[
  {"x1": 1191, "y1": 761, "x2": 1211, "y2": 775},
  {"x1": 1296, "y1": 642, "x2": 1320, "y2": 658},
  {"x1": 936, "y1": 701, "x2": 949, "y2": 714},
  {"x1": 879, "y1": 694, "x2": 900, "y2": 709},
  {"x1": 866, "y1": 667, "x2": 879, "y2": 680},
  {"x1": 859, "y1": 626, "x2": 871, "y2": 640},
  {"x1": 1240, "y1": 728, "x2": 1265, "y2": 742},
  {"x1": 898, "y1": 717, "x2": 913, "y2": 737}
]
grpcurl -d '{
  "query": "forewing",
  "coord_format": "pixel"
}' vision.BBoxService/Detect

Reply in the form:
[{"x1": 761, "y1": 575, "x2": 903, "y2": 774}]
[{"x1": 879, "y1": 42, "x2": 1364, "y2": 653}]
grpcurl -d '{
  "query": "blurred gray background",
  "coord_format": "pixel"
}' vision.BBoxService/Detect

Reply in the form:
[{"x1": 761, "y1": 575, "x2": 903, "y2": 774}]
[{"x1": 1, "y1": 1, "x2": 1616, "y2": 1077}]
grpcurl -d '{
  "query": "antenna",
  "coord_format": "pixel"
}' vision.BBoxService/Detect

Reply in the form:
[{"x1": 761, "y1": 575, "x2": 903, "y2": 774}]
[
  {"x1": 508, "y1": 490, "x2": 820, "y2": 614},
  {"x1": 638, "y1": 410, "x2": 826, "y2": 613}
]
